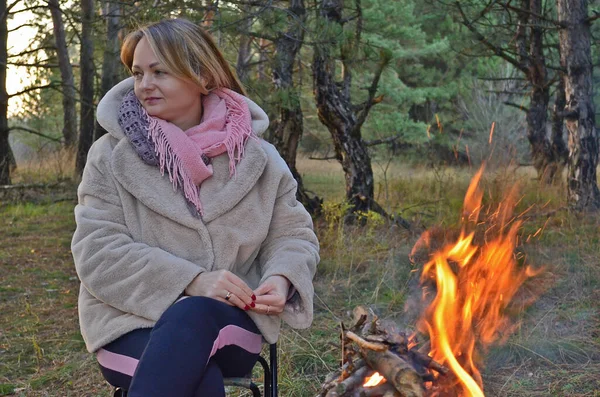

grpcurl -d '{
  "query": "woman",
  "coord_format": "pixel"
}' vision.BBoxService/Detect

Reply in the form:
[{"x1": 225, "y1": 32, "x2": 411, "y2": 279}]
[{"x1": 72, "y1": 18, "x2": 319, "y2": 397}]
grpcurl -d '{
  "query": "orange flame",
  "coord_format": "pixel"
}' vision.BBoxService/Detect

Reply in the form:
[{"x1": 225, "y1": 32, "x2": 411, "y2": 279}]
[
  {"x1": 363, "y1": 372, "x2": 386, "y2": 387},
  {"x1": 415, "y1": 166, "x2": 540, "y2": 396}
]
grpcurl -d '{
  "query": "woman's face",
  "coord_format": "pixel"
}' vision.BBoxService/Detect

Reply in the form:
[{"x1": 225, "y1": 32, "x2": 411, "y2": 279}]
[{"x1": 132, "y1": 37, "x2": 205, "y2": 131}]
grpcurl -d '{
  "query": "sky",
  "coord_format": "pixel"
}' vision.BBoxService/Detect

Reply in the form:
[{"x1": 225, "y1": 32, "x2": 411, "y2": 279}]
[{"x1": 7, "y1": 5, "x2": 39, "y2": 116}]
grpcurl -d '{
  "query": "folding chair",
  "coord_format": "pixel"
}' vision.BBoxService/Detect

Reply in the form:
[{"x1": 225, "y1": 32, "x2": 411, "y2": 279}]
[{"x1": 112, "y1": 343, "x2": 278, "y2": 397}]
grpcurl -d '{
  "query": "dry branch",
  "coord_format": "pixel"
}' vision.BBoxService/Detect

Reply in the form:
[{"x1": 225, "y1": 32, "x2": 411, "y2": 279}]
[{"x1": 346, "y1": 331, "x2": 387, "y2": 352}]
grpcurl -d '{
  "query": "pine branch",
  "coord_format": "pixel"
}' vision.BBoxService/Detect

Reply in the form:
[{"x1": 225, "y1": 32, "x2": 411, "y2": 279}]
[
  {"x1": 586, "y1": 12, "x2": 600, "y2": 24},
  {"x1": 7, "y1": 83, "x2": 58, "y2": 98},
  {"x1": 478, "y1": 77, "x2": 527, "y2": 81},
  {"x1": 8, "y1": 46, "x2": 56, "y2": 58},
  {"x1": 8, "y1": 126, "x2": 62, "y2": 143},
  {"x1": 10, "y1": 5, "x2": 47, "y2": 15},
  {"x1": 364, "y1": 134, "x2": 405, "y2": 147},
  {"x1": 455, "y1": 1, "x2": 529, "y2": 75},
  {"x1": 0, "y1": 0, "x2": 19, "y2": 21},
  {"x1": 354, "y1": 52, "x2": 389, "y2": 134},
  {"x1": 308, "y1": 155, "x2": 339, "y2": 161},
  {"x1": 7, "y1": 61, "x2": 79, "y2": 68},
  {"x1": 8, "y1": 23, "x2": 38, "y2": 33},
  {"x1": 500, "y1": 2, "x2": 565, "y2": 27},
  {"x1": 503, "y1": 101, "x2": 529, "y2": 112}
]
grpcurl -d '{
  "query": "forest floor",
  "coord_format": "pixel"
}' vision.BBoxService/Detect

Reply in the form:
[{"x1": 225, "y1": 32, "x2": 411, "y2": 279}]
[{"x1": 1, "y1": 161, "x2": 599, "y2": 396}]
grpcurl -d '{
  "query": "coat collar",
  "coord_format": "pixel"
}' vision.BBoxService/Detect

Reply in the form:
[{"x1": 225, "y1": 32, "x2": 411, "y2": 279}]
[{"x1": 111, "y1": 136, "x2": 267, "y2": 225}]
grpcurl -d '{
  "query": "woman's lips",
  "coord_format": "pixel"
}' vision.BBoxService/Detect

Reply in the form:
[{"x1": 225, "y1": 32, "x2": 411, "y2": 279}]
[{"x1": 145, "y1": 97, "x2": 161, "y2": 105}]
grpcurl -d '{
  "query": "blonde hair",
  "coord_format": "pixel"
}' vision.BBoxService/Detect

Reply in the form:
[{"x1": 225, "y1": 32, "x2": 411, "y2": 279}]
[{"x1": 121, "y1": 18, "x2": 246, "y2": 95}]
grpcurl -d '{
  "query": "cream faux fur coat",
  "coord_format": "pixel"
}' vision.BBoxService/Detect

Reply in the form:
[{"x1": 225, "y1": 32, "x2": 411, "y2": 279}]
[{"x1": 72, "y1": 78, "x2": 319, "y2": 352}]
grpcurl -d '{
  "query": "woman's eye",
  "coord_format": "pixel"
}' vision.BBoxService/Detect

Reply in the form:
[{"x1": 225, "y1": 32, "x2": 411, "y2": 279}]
[
  {"x1": 132, "y1": 71, "x2": 142, "y2": 79},
  {"x1": 154, "y1": 70, "x2": 166, "y2": 76}
]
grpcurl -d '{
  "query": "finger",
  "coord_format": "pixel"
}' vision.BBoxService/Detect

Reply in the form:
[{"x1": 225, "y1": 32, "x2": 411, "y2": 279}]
[
  {"x1": 253, "y1": 282, "x2": 273, "y2": 296},
  {"x1": 253, "y1": 294, "x2": 283, "y2": 305},
  {"x1": 256, "y1": 303, "x2": 283, "y2": 315},
  {"x1": 215, "y1": 295, "x2": 235, "y2": 307},
  {"x1": 226, "y1": 283, "x2": 256, "y2": 309},
  {"x1": 253, "y1": 296, "x2": 285, "y2": 315},
  {"x1": 226, "y1": 273, "x2": 257, "y2": 303},
  {"x1": 223, "y1": 291, "x2": 255, "y2": 311}
]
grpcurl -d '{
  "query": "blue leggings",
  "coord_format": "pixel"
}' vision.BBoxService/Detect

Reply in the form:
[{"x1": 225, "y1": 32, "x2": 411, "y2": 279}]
[{"x1": 97, "y1": 297, "x2": 262, "y2": 397}]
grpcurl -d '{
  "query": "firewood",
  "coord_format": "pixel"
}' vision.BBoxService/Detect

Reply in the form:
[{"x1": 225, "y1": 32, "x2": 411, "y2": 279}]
[
  {"x1": 345, "y1": 331, "x2": 388, "y2": 352},
  {"x1": 377, "y1": 319, "x2": 408, "y2": 346},
  {"x1": 410, "y1": 350, "x2": 449, "y2": 375},
  {"x1": 352, "y1": 306, "x2": 377, "y2": 334},
  {"x1": 358, "y1": 383, "x2": 402, "y2": 397},
  {"x1": 318, "y1": 359, "x2": 367, "y2": 397},
  {"x1": 364, "y1": 335, "x2": 387, "y2": 344},
  {"x1": 326, "y1": 365, "x2": 373, "y2": 396},
  {"x1": 361, "y1": 348, "x2": 424, "y2": 397}
]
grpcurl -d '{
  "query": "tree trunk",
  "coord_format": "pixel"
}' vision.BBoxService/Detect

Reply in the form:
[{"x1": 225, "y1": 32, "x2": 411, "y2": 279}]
[
  {"x1": 313, "y1": 0, "x2": 383, "y2": 217},
  {"x1": 49, "y1": 0, "x2": 77, "y2": 147},
  {"x1": 95, "y1": 0, "x2": 122, "y2": 140},
  {"x1": 76, "y1": 0, "x2": 95, "y2": 176},
  {"x1": 257, "y1": 38, "x2": 269, "y2": 82},
  {"x1": 548, "y1": 71, "x2": 568, "y2": 182},
  {"x1": 557, "y1": 0, "x2": 600, "y2": 210},
  {"x1": 202, "y1": 0, "x2": 217, "y2": 28},
  {"x1": 0, "y1": 0, "x2": 10, "y2": 185},
  {"x1": 526, "y1": 0, "x2": 553, "y2": 182},
  {"x1": 512, "y1": 0, "x2": 557, "y2": 183},
  {"x1": 235, "y1": 4, "x2": 253, "y2": 84},
  {"x1": 266, "y1": 0, "x2": 320, "y2": 213}
]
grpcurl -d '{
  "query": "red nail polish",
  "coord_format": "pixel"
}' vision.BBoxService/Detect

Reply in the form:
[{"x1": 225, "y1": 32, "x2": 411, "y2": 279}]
[
  {"x1": 250, "y1": 302, "x2": 256, "y2": 308},
  {"x1": 252, "y1": 294, "x2": 256, "y2": 300},
  {"x1": 244, "y1": 305, "x2": 250, "y2": 311}
]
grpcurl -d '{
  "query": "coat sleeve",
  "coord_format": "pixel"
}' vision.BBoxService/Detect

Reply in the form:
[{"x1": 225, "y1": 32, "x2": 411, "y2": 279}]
[
  {"x1": 71, "y1": 137, "x2": 205, "y2": 322},
  {"x1": 257, "y1": 167, "x2": 320, "y2": 329}
]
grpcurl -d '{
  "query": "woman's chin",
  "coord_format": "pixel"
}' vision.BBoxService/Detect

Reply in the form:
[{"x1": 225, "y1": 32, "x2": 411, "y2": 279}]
[{"x1": 144, "y1": 108, "x2": 162, "y2": 118}]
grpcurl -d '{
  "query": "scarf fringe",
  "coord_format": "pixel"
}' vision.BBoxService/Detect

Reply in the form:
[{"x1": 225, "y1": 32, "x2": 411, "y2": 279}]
[
  {"x1": 143, "y1": 108, "x2": 204, "y2": 216},
  {"x1": 221, "y1": 89, "x2": 253, "y2": 177}
]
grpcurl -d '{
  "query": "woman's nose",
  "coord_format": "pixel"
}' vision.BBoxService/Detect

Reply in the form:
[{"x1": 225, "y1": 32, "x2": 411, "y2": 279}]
[{"x1": 139, "y1": 74, "x2": 155, "y2": 90}]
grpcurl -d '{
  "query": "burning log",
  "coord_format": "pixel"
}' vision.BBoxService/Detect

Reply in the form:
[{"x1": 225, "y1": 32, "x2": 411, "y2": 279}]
[
  {"x1": 361, "y1": 348, "x2": 423, "y2": 397},
  {"x1": 316, "y1": 306, "x2": 449, "y2": 397}
]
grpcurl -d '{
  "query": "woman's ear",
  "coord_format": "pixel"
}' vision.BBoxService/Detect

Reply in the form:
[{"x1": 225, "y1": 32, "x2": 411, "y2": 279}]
[{"x1": 199, "y1": 78, "x2": 210, "y2": 95}]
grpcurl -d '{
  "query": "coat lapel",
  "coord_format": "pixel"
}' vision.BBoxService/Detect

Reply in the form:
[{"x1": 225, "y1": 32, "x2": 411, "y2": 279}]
[{"x1": 111, "y1": 137, "x2": 267, "y2": 227}]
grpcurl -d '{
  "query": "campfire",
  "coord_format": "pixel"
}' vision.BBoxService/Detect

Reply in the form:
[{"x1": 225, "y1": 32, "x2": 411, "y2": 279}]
[{"x1": 318, "y1": 167, "x2": 541, "y2": 397}]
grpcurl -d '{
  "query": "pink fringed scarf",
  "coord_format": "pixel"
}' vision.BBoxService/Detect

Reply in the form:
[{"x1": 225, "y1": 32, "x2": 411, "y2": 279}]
[{"x1": 142, "y1": 88, "x2": 254, "y2": 216}]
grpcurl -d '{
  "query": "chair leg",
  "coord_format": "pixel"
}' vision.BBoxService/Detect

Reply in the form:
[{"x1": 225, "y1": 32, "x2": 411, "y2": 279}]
[
  {"x1": 249, "y1": 382, "x2": 262, "y2": 397},
  {"x1": 270, "y1": 344, "x2": 278, "y2": 397},
  {"x1": 113, "y1": 388, "x2": 127, "y2": 397},
  {"x1": 256, "y1": 356, "x2": 271, "y2": 397}
]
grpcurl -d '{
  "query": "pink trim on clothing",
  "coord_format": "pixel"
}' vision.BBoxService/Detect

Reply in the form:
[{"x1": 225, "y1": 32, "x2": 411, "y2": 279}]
[
  {"x1": 97, "y1": 348, "x2": 139, "y2": 377},
  {"x1": 208, "y1": 324, "x2": 263, "y2": 362},
  {"x1": 97, "y1": 325, "x2": 262, "y2": 375}
]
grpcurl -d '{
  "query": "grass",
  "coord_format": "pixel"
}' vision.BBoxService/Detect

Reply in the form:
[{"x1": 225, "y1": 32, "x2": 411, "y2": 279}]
[{"x1": 1, "y1": 159, "x2": 599, "y2": 396}]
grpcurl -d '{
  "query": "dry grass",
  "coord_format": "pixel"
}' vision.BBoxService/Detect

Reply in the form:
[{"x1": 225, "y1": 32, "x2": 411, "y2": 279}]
[
  {"x1": 1, "y1": 160, "x2": 599, "y2": 396},
  {"x1": 10, "y1": 148, "x2": 77, "y2": 185}
]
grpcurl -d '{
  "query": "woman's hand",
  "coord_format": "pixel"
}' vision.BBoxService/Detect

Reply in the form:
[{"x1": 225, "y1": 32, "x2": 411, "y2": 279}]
[
  {"x1": 252, "y1": 275, "x2": 290, "y2": 315},
  {"x1": 185, "y1": 270, "x2": 256, "y2": 311}
]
